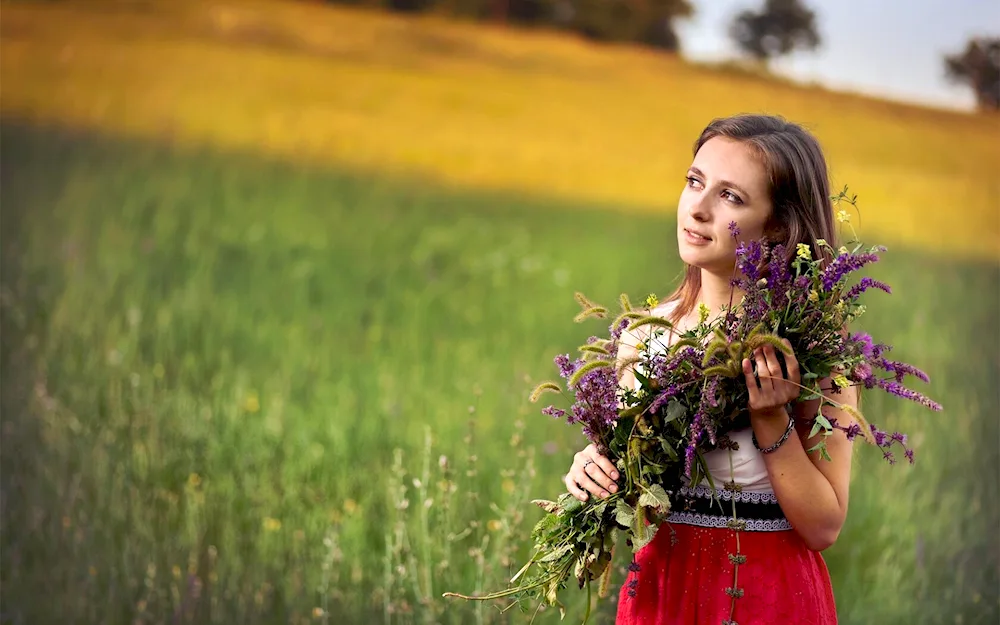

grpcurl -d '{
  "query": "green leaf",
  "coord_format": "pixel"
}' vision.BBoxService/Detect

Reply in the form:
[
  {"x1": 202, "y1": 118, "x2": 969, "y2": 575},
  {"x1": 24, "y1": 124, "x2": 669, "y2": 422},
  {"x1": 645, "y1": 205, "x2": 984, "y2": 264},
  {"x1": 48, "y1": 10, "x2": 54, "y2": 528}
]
[
  {"x1": 806, "y1": 441, "x2": 833, "y2": 462},
  {"x1": 618, "y1": 404, "x2": 644, "y2": 419},
  {"x1": 659, "y1": 439, "x2": 679, "y2": 462},
  {"x1": 589, "y1": 499, "x2": 609, "y2": 518},
  {"x1": 633, "y1": 367, "x2": 651, "y2": 388},
  {"x1": 614, "y1": 499, "x2": 635, "y2": 527},
  {"x1": 538, "y1": 542, "x2": 575, "y2": 563},
  {"x1": 638, "y1": 484, "x2": 672, "y2": 512},
  {"x1": 561, "y1": 495, "x2": 584, "y2": 515},
  {"x1": 665, "y1": 400, "x2": 686, "y2": 423}
]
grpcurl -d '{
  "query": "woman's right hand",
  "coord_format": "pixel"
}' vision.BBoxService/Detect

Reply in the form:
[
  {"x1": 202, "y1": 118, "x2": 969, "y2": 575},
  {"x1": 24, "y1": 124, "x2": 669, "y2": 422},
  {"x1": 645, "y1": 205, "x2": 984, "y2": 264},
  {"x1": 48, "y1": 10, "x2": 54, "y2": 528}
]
[{"x1": 564, "y1": 444, "x2": 620, "y2": 502}]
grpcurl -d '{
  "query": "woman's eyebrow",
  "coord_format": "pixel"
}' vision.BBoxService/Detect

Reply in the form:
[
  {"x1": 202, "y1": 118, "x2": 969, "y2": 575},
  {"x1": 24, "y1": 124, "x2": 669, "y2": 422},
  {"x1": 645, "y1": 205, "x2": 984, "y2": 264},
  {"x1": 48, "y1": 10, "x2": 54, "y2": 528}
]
[{"x1": 688, "y1": 166, "x2": 751, "y2": 199}]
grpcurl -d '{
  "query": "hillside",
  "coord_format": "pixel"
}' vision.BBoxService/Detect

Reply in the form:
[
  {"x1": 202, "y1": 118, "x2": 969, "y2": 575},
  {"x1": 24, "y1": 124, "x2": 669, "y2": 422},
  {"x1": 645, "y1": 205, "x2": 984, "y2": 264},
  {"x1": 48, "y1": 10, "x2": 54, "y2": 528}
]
[{"x1": 2, "y1": 0, "x2": 998, "y2": 258}]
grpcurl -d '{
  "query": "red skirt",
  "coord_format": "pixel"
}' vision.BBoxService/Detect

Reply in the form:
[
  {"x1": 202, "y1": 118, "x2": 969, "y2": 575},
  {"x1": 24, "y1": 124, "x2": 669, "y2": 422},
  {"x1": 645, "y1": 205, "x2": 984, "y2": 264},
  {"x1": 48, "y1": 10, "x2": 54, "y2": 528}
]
[{"x1": 615, "y1": 521, "x2": 837, "y2": 624}]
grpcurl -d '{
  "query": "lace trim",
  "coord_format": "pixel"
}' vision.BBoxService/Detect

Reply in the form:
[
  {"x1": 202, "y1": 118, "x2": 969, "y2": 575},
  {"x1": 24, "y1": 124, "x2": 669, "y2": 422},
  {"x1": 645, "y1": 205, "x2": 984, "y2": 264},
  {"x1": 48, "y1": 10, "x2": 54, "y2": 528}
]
[
  {"x1": 679, "y1": 484, "x2": 779, "y2": 504},
  {"x1": 667, "y1": 511, "x2": 793, "y2": 532}
]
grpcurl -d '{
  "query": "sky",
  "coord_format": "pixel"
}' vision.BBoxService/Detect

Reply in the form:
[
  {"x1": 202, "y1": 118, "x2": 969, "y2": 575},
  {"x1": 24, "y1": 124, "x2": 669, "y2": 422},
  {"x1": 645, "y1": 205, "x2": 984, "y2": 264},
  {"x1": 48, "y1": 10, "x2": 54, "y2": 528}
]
[{"x1": 675, "y1": 0, "x2": 1000, "y2": 111}]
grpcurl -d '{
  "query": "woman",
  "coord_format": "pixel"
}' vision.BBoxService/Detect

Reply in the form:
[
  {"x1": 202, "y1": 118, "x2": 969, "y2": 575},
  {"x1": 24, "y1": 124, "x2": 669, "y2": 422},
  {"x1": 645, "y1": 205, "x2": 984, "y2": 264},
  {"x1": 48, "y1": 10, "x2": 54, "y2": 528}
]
[{"x1": 564, "y1": 114, "x2": 855, "y2": 624}]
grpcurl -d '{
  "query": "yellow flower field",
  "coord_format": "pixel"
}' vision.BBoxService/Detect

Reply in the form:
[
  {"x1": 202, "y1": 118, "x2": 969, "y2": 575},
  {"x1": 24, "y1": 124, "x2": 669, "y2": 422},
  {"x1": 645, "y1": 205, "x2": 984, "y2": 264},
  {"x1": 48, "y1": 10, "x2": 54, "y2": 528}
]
[{"x1": 2, "y1": 0, "x2": 998, "y2": 258}]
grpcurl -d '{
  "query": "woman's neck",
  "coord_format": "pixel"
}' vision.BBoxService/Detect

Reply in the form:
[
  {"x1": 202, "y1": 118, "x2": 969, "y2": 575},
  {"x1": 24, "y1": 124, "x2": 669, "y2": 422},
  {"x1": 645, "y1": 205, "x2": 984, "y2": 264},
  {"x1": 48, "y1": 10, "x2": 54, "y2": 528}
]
[{"x1": 697, "y1": 267, "x2": 745, "y2": 319}]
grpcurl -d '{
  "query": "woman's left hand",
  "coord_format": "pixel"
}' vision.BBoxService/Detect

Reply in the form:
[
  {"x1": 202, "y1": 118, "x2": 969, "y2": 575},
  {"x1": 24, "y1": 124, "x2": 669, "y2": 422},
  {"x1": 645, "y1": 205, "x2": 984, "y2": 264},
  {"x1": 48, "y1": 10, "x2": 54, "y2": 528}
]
[{"x1": 742, "y1": 339, "x2": 800, "y2": 416}]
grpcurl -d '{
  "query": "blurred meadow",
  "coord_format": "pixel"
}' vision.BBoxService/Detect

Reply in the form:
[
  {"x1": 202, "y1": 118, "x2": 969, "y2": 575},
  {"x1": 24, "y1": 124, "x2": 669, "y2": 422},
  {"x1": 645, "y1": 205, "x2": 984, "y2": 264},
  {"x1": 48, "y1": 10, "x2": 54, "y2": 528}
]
[{"x1": 1, "y1": 1, "x2": 998, "y2": 624}]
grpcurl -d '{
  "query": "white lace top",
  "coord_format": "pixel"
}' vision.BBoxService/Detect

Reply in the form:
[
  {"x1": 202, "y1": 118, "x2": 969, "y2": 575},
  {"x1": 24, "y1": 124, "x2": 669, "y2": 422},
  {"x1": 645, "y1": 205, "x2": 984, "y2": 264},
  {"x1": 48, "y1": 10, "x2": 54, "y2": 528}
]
[{"x1": 624, "y1": 302, "x2": 775, "y2": 494}]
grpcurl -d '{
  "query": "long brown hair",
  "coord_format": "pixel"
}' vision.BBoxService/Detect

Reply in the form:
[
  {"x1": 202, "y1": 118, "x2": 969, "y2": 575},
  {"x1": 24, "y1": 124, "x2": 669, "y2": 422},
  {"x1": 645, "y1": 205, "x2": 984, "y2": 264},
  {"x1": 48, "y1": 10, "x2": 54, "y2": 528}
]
[{"x1": 664, "y1": 114, "x2": 839, "y2": 324}]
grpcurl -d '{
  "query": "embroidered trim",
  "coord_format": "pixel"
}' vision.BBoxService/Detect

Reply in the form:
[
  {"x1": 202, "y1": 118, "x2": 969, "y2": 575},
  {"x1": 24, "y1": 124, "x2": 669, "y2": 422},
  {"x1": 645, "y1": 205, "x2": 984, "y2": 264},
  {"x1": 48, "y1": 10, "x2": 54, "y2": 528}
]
[
  {"x1": 667, "y1": 511, "x2": 793, "y2": 532},
  {"x1": 679, "y1": 484, "x2": 779, "y2": 505}
]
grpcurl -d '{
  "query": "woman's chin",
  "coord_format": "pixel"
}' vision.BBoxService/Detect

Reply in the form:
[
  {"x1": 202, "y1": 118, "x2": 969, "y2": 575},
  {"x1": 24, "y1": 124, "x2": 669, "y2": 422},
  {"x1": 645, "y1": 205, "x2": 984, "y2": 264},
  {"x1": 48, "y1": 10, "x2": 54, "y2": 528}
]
[
  {"x1": 678, "y1": 250, "x2": 732, "y2": 275},
  {"x1": 678, "y1": 247, "x2": 708, "y2": 268}
]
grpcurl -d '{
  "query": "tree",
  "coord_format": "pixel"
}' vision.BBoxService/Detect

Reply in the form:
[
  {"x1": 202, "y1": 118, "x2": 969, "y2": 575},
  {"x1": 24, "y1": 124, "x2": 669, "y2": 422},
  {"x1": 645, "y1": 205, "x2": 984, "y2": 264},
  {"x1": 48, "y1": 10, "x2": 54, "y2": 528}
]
[
  {"x1": 729, "y1": 0, "x2": 820, "y2": 65},
  {"x1": 569, "y1": 0, "x2": 693, "y2": 51},
  {"x1": 944, "y1": 37, "x2": 1000, "y2": 111}
]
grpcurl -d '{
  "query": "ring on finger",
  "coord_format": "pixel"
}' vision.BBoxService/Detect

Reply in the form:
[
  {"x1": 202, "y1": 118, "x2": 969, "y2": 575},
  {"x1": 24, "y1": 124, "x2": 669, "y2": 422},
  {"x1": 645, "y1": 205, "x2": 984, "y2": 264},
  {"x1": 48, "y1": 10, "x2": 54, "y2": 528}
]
[{"x1": 582, "y1": 459, "x2": 595, "y2": 471}]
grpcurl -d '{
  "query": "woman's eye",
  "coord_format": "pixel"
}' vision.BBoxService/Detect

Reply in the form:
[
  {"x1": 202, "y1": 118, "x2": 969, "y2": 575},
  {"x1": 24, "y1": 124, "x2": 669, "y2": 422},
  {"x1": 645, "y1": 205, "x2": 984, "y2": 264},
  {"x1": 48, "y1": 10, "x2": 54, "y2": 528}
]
[
  {"x1": 685, "y1": 176, "x2": 702, "y2": 188},
  {"x1": 723, "y1": 190, "x2": 743, "y2": 205}
]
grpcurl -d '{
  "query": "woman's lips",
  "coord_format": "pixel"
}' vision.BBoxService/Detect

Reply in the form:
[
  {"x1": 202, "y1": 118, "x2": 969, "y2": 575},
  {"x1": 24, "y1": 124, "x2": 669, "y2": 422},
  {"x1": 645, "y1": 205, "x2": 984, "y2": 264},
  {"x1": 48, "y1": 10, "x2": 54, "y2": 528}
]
[{"x1": 683, "y1": 228, "x2": 712, "y2": 245}]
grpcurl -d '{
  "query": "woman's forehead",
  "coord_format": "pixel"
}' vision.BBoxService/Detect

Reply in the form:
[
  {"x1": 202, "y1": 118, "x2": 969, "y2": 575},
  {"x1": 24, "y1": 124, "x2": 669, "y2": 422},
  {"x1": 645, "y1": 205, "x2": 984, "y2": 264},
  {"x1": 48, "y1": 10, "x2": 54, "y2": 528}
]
[{"x1": 693, "y1": 138, "x2": 763, "y2": 177}]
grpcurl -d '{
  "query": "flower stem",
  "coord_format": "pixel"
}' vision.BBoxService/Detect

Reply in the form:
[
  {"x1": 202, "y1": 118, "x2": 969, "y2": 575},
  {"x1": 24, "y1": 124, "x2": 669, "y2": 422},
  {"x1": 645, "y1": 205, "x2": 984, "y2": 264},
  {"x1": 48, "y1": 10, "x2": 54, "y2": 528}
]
[{"x1": 441, "y1": 572, "x2": 559, "y2": 601}]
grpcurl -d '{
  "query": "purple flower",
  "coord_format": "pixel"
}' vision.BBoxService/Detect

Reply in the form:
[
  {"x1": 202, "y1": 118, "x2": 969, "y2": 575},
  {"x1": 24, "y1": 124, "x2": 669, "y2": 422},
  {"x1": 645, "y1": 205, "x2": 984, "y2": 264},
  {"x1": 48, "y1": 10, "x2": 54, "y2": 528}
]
[
  {"x1": 610, "y1": 318, "x2": 630, "y2": 341},
  {"x1": 872, "y1": 342, "x2": 891, "y2": 359},
  {"x1": 875, "y1": 378, "x2": 943, "y2": 411},
  {"x1": 876, "y1": 358, "x2": 930, "y2": 384},
  {"x1": 852, "y1": 362, "x2": 877, "y2": 389},
  {"x1": 870, "y1": 425, "x2": 888, "y2": 446},
  {"x1": 729, "y1": 221, "x2": 741, "y2": 239},
  {"x1": 849, "y1": 333, "x2": 875, "y2": 359},
  {"x1": 548, "y1": 352, "x2": 620, "y2": 441},
  {"x1": 704, "y1": 377, "x2": 721, "y2": 409},
  {"x1": 765, "y1": 243, "x2": 792, "y2": 300},
  {"x1": 683, "y1": 387, "x2": 716, "y2": 477},
  {"x1": 683, "y1": 445, "x2": 697, "y2": 478},
  {"x1": 820, "y1": 252, "x2": 880, "y2": 291},
  {"x1": 653, "y1": 347, "x2": 699, "y2": 381},
  {"x1": 904, "y1": 449, "x2": 915, "y2": 464},
  {"x1": 542, "y1": 406, "x2": 567, "y2": 419},
  {"x1": 566, "y1": 364, "x2": 621, "y2": 442},
  {"x1": 650, "y1": 384, "x2": 681, "y2": 415},
  {"x1": 554, "y1": 354, "x2": 580, "y2": 379},
  {"x1": 735, "y1": 240, "x2": 764, "y2": 282},
  {"x1": 845, "y1": 277, "x2": 892, "y2": 300}
]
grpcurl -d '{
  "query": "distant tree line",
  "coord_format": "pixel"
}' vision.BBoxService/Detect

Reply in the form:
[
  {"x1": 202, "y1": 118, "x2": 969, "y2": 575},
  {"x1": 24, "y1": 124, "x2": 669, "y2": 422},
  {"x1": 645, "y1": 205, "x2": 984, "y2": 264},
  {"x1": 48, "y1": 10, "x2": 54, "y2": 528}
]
[
  {"x1": 326, "y1": 0, "x2": 999, "y2": 111},
  {"x1": 328, "y1": 0, "x2": 695, "y2": 51}
]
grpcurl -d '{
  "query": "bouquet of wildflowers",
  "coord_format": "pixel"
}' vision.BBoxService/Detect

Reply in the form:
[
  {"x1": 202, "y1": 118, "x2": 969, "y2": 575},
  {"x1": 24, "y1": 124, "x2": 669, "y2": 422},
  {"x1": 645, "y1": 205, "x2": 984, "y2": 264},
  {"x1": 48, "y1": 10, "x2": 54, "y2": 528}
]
[{"x1": 444, "y1": 189, "x2": 941, "y2": 620}]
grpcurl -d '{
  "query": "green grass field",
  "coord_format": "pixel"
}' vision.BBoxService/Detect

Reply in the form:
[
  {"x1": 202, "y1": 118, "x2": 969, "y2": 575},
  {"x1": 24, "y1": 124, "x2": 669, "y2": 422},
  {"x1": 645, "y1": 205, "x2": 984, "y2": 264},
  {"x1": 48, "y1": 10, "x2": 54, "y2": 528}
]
[
  {"x1": 2, "y1": 120, "x2": 997, "y2": 624},
  {"x1": 1, "y1": 1, "x2": 999, "y2": 623}
]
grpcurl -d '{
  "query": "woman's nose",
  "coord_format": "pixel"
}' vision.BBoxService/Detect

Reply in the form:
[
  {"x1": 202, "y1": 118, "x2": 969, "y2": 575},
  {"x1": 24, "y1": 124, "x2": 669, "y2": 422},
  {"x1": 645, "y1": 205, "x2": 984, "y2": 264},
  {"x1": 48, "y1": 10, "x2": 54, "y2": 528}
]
[{"x1": 689, "y1": 197, "x2": 711, "y2": 222}]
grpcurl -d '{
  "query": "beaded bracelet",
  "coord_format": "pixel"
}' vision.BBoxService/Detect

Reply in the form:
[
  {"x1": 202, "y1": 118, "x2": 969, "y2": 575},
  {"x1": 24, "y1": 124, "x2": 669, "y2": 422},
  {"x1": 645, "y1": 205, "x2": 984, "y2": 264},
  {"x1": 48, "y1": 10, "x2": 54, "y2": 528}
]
[{"x1": 752, "y1": 415, "x2": 796, "y2": 454}]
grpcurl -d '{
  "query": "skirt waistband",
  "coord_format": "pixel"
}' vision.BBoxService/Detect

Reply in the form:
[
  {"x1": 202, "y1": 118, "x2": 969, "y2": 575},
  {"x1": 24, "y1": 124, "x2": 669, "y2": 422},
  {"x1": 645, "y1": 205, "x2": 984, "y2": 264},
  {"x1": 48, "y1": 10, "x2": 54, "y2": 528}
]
[{"x1": 667, "y1": 485, "x2": 792, "y2": 532}]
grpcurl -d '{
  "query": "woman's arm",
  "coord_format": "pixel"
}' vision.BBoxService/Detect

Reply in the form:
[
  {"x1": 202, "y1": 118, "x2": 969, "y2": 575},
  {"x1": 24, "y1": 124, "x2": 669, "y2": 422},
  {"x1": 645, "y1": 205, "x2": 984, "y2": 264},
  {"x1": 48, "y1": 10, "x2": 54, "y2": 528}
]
[{"x1": 744, "y1": 343, "x2": 857, "y2": 552}]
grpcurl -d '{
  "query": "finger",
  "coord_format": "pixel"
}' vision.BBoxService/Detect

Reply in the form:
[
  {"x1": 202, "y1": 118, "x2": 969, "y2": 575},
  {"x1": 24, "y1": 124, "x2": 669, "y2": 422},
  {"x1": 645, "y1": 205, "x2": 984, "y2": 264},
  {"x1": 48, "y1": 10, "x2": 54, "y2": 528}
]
[
  {"x1": 755, "y1": 349, "x2": 774, "y2": 391},
  {"x1": 574, "y1": 467, "x2": 610, "y2": 499},
  {"x1": 742, "y1": 357, "x2": 761, "y2": 407},
  {"x1": 592, "y1": 453, "x2": 620, "y2": 483},
  {"x1": 783, "y1": 339, "x2": 800, "y2": 385},
  {"x1": 565, "y1": 474, "x2": 590, "y2": 502},
  {"x1": 763, "y1": 344, "x2": 784, "y2": 385},
  {"x1": 584, "y1": 459, "x2": 618, "y2": 494},
  {"x1": 762, "y1": 344, "x2": 782, "y2": 375}
]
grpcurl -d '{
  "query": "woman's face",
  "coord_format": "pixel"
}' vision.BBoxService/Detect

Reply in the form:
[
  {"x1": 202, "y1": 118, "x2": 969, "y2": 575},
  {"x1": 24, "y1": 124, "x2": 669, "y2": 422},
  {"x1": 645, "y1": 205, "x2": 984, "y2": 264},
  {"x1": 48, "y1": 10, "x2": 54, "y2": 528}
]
[{"x1": 676, "y1": 136, "x2": 774, "y2": 274}]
